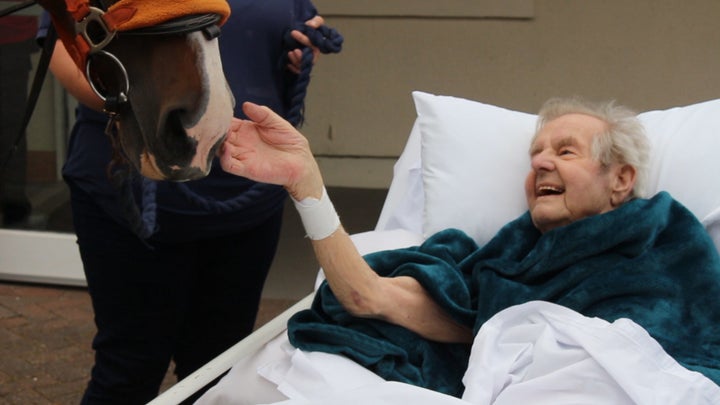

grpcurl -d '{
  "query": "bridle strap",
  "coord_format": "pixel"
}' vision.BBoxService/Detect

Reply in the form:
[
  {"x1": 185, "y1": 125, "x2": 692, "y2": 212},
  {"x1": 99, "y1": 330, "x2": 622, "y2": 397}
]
[
  {"x1": 119, "y1": 13, "x2": 222, "y2": 37},
  {"x1": 69, "y1": 1, "x2": 225, "y2": 114}
]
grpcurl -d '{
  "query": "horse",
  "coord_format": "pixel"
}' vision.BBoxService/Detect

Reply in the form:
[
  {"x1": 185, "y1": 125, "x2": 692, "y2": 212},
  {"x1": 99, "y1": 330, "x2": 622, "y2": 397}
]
[{"x1": 37, "y1": 0, "x2": 235, "y2": 181}]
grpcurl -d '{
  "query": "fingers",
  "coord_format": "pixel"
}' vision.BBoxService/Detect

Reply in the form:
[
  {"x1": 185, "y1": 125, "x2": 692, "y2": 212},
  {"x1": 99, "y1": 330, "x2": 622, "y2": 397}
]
[
  {"x1": 287, "y1": 49, "x2": 302, "y2": 74},
  {"x1": 219, "y1": 119, "x2": 259, "y2": 178},
  {"x1": 241, "y1": 102, "x2": 295, "y2": 131},
  {"x1": 293, "y1": 15, "x2": 326, "y2": 48},
  {"x1": 310, "y1": 47, "x2": 320, "y2": 64},
  {"x1": 292, "y1": 15, "x2": 326, "y2": 47},
  {"x1": 241, "y1": 102, "x2": 273, "y2": 126},
  {"x1": 218, "y1": 139, "x2": 244, "y2": 175},
  {"x1": 287, "y1": 32, "x2": 320, "y2": 71},
  {"x1": 220, "y1": 103, "x2": 319, "y2": 193},
  {"x1": 289, "y1": 29, "x2": 312, "y2": 48},
  {"x1": 227, "y1": 116, "x2": 244, "y2": 133},
  {"x1": 286, "y1": 15, "x2": 327, "y2": 75},
  {"x1": 306, "y1": 15, "x2": 325, "y2": 29}
]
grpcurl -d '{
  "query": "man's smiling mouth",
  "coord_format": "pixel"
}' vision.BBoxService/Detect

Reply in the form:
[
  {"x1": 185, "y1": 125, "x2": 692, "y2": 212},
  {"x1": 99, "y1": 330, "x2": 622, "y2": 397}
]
[{"x1": 537, "y1": 185, "x2": 564, "y2": 197}]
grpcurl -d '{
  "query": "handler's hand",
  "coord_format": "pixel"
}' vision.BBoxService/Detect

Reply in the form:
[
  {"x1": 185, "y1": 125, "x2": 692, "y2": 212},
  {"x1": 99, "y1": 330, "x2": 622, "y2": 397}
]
[
  {"x1": 287, "y1": 15, "x2": 325, "y2": 74},
  {"x1": 220, "y1": 102, "x2": 323, "y2": 199}
]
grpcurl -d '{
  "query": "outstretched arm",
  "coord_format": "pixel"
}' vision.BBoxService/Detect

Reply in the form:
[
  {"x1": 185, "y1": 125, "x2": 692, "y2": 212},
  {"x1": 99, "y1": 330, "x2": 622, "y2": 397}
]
[
  {"x1": 220, "y1": 103, "x2": 472, "y2": 343},
  {"x1": 48, "y1": 39, "x2": 104, "y2": 111}
]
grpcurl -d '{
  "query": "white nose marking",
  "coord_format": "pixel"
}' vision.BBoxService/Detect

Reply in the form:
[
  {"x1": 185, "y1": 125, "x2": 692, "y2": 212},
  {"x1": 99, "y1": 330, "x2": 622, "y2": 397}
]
[{"x1": 184, "y1": 32, "x2": 234, "y2": 174}]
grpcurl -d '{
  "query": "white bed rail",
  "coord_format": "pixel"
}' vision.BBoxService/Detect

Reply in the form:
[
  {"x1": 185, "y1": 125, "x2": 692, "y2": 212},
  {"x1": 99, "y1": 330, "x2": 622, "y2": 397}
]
[{"x1": 147, "y1": 293, "x2": 314, "y2": 405}]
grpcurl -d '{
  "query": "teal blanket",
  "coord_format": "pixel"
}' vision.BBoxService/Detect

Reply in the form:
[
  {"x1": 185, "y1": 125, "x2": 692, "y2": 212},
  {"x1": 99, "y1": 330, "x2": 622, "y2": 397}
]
[{"x1": 288, "y1": 192, "x2": 720, "y2": 397}]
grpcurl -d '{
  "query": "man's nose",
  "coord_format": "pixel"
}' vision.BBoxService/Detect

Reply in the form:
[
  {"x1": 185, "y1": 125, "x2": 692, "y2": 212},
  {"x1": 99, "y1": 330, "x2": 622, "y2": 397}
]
[{"x1": 530, "y1": 151, "x2": 555, "y2": 172}]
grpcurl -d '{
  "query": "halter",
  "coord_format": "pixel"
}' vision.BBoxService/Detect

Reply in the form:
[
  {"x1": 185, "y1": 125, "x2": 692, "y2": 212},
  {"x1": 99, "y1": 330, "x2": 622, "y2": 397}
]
[{"x1": 50, "y1": 0, "x2": 231, "y2": 114}]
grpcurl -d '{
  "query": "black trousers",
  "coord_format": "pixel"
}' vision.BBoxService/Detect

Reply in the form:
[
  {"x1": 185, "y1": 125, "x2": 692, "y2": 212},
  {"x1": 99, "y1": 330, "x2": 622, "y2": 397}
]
[{"x1": 69, "y1": 183, "x2": 284, "y2": 404}]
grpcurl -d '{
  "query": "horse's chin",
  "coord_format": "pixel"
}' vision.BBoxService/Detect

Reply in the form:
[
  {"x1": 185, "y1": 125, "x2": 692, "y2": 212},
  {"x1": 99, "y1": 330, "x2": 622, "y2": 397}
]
[
  {"x1": 139, "y1": 152, "x2": 171, "y2": 180},
  {"x1": 139, "y1": 150, "x2": 212, "y2": 182}
]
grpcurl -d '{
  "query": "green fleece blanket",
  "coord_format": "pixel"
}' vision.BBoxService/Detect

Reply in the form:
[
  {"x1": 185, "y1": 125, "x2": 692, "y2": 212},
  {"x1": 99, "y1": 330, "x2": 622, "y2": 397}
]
[{"x1": 287, "y1": 192, "x2": 720, "y2": 397}]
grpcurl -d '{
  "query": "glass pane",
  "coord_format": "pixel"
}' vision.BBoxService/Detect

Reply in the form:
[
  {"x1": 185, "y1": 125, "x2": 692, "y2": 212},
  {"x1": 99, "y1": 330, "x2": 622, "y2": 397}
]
[{"x1": 1, "y1": 3, "x2": 74, "y2": 234}]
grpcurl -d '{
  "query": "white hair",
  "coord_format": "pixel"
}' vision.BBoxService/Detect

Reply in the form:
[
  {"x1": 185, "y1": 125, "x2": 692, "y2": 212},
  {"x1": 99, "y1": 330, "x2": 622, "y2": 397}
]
[{"x1": 535, "y1": 96, "x2": 650, "y2": 200}]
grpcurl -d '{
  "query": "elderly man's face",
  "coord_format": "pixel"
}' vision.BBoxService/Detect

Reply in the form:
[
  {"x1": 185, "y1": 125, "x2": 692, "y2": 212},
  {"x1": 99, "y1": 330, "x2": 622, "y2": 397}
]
[{"x1": 524, "y1": 113, "x2": 624, "y2": 233}]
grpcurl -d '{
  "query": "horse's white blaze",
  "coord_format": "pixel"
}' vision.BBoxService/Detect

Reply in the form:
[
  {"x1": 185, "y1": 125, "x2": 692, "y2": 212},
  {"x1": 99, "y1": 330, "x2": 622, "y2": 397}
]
[{"x1": 185, "y1": 31, "x2": 234, "y2": 174}]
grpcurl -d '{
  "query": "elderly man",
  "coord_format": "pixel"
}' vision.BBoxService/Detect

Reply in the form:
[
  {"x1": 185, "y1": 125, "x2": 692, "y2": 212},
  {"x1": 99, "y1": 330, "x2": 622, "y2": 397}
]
[{"x1": 220, "y1": 97, "x2": 720, "y2": 397}]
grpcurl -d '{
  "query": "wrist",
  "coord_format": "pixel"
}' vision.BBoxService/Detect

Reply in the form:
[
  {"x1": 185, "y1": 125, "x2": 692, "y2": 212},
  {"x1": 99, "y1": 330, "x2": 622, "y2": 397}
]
[
  {"x1": 291, "y1": 186, "x2": 341, "y2": 240},
  {"x1": 286, "y1": 161, "x2": 324, "y2": 201}
]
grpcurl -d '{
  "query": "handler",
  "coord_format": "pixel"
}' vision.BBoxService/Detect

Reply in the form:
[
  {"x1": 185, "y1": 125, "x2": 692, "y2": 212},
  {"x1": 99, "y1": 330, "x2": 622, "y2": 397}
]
[
  {"x1": 40, "y1": 1, "x2": 336, "y2": 403},
  {"x1": 220, "y1": 97, "x2": 720, "y2": 396}
]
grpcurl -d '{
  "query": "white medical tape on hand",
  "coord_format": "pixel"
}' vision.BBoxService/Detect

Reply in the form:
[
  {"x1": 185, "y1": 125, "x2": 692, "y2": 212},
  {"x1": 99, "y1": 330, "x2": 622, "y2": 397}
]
[{"x1": 291, "y1": 187, "x2": 341, "y2": 240}]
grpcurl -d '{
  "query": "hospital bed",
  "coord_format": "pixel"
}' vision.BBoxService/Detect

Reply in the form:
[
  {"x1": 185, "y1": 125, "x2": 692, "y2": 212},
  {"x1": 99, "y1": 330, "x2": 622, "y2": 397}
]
[{"x1": 150, "y1": 91, "x2": 720, "y2": 404}]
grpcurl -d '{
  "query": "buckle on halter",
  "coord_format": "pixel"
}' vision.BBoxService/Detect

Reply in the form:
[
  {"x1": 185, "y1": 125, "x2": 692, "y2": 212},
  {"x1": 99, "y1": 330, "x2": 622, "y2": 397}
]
[{"x1": 76, "y1": 7, "x2": 116, "y2": 54}]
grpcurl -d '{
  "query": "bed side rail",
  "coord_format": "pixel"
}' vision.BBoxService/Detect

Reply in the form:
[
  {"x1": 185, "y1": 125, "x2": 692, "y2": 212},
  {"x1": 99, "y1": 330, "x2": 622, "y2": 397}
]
[{"x1": 147, "y1": 293, "x2": 314, "y2": 405}]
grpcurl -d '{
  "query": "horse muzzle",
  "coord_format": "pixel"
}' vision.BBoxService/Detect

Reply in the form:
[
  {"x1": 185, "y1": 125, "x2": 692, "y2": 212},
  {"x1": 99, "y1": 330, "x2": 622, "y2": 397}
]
[
  {"x1": 138, "y1": 132, "x2": 227, "y2": 182},
  {"x1": 112, "y1": 29, "x2": 235, "y2": 182},
  {"x1": 40, "y1": 0, "x2": 235, "y2": 182}
]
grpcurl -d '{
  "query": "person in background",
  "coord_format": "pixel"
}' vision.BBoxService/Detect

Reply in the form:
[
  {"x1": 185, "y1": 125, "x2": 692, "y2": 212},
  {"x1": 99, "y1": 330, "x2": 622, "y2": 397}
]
[{"x1": 38, "y1": 1, "x2": 337, "y2": 403}]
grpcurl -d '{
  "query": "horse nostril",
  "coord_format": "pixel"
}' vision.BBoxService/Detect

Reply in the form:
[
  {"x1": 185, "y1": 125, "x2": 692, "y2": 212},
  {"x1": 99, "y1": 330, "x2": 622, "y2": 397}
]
[
  {"x1": 159, "y1": 109, "x2": 198, "y2": 165},
  {"x1": 166, "y1": 109, "x2": 187, "y2": 136}
]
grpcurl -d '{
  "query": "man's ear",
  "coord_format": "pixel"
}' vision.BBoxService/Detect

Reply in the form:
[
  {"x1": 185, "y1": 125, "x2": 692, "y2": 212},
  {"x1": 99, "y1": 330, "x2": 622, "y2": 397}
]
[{"x1": 610, "y1": 164, "x2": 637, "y2": 206}]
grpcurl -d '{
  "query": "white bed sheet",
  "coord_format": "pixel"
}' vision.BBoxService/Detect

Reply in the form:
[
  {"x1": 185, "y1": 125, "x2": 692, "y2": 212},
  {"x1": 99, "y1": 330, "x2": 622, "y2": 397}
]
[{"x1": 197, "y1": 301, "x2": 720, "y2": 405}]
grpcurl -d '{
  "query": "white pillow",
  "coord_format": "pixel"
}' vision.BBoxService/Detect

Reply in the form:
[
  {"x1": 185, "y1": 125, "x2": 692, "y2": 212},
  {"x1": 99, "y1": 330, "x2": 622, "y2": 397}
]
[
  {"x1": 413, "y1": 91, "x2": 720, "y2": 251},
  {"x1": 415, "y1": 91, "x2": 535, "y2": 246},
  {"x1": 640, "y1": 100, "x2": 720, "y2": 223}
]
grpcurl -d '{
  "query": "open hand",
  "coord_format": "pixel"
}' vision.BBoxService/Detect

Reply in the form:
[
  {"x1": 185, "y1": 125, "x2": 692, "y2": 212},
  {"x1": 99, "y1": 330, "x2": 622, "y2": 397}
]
[{"x1": 220, "y1": 102, "x2": 323, "y2": 199}]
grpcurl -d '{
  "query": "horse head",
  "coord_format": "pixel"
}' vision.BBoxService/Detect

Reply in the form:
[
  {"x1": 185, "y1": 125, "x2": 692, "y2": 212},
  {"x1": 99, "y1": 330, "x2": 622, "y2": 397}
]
[{"x1": 38, "y1": 0, "x2": 235, "y2": 181}]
